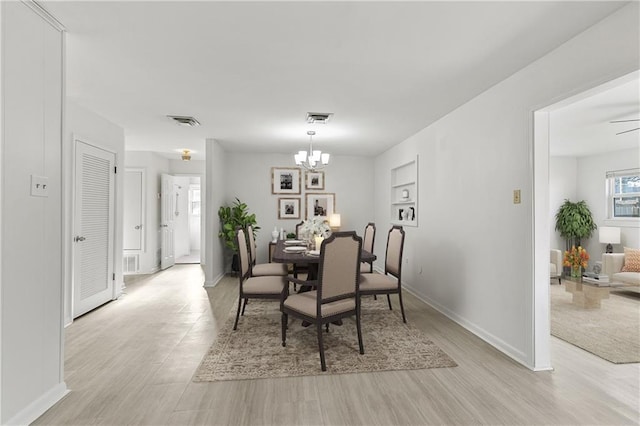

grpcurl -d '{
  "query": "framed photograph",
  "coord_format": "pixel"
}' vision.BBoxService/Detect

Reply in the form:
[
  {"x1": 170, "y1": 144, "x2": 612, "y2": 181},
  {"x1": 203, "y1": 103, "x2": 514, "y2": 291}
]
[
  {"x1": 278, "y1": 197, "x2": 301, "y2": 219},
  {"x1": 305, "y1": 171, "x2": 325, "y2": 190},
  {"x1": 306, "y1": 193, "x2": 335, "y2": 220},
  {"x1": 271, "y1": 167, "x2": 301, "y2": 194}
]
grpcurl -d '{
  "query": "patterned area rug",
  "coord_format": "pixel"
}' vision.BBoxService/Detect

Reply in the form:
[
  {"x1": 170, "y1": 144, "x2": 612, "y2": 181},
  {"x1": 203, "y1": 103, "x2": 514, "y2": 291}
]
[
  {"x1": 194, "y1": 296, "x2": 457, "y2": 381},
  {"x1": 550, "y1": 284, "x2": 640, "y2": 363}
]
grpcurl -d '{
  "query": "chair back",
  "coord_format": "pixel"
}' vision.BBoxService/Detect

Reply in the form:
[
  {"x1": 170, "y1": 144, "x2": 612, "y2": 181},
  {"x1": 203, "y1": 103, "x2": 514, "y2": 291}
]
[
  {"x1": 385, "y1": 226, "x2": 405, "y2": 278},
  {"x1": 317, "y1": 231, "x2": 362, "y2": 303},
  {"x1": 235, "y1": 227, "x2": 251, "y2": 281},
  {"x1": 295, "y1": 221, "x2": 305, "y2": 239},
  {"x1": 363, "y1": 222, "x2": 376, "y2": 254},
  {"x1": 246, "y1": 224, "x2": 257, "y2": 266}
]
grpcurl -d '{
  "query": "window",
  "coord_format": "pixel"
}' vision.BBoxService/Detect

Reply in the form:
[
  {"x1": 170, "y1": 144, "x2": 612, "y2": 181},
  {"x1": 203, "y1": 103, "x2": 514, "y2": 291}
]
[{"x1": 606, "y1": 169, "x2": 640, "y2": 219}]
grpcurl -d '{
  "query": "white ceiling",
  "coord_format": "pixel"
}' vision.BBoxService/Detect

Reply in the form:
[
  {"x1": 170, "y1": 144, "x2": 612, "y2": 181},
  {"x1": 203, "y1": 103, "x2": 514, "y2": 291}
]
[
  {"x1": 550, "y1": 76, "x2": 639, "y2": 157},
  {"x1": 42, "y1": 1, "x2": 632, "y2": 161}
]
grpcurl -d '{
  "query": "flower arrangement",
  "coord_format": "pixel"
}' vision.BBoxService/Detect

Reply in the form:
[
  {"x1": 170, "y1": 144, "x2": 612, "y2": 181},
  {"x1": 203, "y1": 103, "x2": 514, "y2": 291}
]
[
  {"x1": 299, "y1": 217, "x2": 330, "y2": 238},
  {"x1": 563, "y1": 245, "x2": 589, "y2": 278}
]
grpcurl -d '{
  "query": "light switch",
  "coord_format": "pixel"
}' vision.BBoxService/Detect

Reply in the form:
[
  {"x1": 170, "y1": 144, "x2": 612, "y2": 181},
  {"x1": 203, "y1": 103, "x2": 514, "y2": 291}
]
[
  {"x1": 31, "y1": 175, "x2": 49, "y2": 197},
  {"x1": 513, "y1": 189, "x2": 521, "y2": 204}
]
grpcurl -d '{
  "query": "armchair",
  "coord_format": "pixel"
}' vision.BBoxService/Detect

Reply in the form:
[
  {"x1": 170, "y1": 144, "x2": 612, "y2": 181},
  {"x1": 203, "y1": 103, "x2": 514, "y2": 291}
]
[{"x1": 550, "y1": 249, "x2": 562, "y2": 284}]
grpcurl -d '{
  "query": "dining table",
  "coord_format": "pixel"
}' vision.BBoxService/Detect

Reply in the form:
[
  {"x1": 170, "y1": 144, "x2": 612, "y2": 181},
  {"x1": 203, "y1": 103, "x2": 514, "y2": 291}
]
[{"x1": 271, "y1": 238, "x2": 377, "y2": 283}]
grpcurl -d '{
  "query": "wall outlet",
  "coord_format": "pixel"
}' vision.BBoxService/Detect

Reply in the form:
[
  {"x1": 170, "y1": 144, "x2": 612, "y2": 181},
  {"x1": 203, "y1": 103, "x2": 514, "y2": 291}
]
[
  {"x1": 513, "y1": 189, "x2": 521, "y2": 204},
  {"x1": 31, "y1": 175, "x2": 49, "y2": 197}
]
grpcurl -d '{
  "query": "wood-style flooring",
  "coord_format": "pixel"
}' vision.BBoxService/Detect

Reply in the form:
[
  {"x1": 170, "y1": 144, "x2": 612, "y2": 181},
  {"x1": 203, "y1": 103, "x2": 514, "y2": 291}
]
[{"x1": 34, "y1": 265, "x2": 640, "y2": 425}]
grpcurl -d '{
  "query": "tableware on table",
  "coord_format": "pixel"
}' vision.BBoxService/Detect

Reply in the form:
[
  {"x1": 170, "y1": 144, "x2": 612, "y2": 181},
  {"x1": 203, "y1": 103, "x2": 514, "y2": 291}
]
[
  {"x1": 284, "y1": 239, "x2": 305, "y2": 245},
  {"x1": 307, "y1": 250, "x2": 320, "y2": 256},
  {"x1": 284, "y1": 246, "x2": 307, "y2": 253}
]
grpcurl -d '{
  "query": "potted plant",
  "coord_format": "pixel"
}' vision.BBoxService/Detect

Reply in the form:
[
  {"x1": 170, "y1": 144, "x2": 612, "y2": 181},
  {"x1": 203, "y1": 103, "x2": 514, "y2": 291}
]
[
  {"x1": 554, "y1": 199, "x2": 597, "y2": 251},
  {"x1": 218, "y1": 198, "x2": 260, "y2": 271}
]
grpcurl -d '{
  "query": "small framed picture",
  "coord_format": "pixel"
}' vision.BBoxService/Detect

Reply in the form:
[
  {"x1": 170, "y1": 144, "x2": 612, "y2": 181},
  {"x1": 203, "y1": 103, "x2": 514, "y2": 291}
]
[
  {"x1": 278, "y1": 197, "x2": 301, "y2": 219},
  {"x1": 271, "y1": 167, "x2": 301, "y2": 194},
  {"x1": 305, "y1": 171, "x2": 325, "y2": 190},
  {"x1": 306, "y1": 193, "x2": 335, "y2": 220}
]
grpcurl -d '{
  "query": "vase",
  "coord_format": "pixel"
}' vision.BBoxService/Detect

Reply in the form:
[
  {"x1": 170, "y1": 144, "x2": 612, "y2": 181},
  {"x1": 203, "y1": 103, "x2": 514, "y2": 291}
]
[
  {"x1": 571, "y1": 265, "x2": 582, "y2": 281},
  {"x1": 271, "y1": 227, "x2": 279, "y2": 243}
]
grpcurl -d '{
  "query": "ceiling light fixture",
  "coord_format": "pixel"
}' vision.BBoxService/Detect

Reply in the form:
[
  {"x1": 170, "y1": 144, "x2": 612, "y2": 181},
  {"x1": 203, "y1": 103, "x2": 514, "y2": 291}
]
[
  {"x1": 181, "y1": 149, "x2": 191, "y2": 161},
  {"x1": 294, "y1": 131, "x2": 330, "y2": 172}
]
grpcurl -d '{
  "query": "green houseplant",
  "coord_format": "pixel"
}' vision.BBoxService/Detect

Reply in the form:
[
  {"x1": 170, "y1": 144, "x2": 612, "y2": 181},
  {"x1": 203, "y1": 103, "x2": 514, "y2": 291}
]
[
  {"x1": 218, "y1": 198, "x2": 260, "y2": 271},
  {"x1": 554, "y1": 199, "x2": 597, "y2": 250}
]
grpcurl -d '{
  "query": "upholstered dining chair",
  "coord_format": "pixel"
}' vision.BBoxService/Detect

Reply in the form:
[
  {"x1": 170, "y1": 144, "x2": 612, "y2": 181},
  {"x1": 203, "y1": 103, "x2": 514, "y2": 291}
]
[
  {"x1": 234, "y1": 227, "x2": 287, "y2": 330},
  {"x1": 360, "y1": 222, "x2": 376, "y2": 273},
  {"x1": 246, "y1": 224, "x2": 288, "y2": 277},
  {"x1": 280, "y1": 231, "x2": 364, "y2": 371},
  {"x1": 359, "y1": 225, "x2": 407, "y2": 323}
]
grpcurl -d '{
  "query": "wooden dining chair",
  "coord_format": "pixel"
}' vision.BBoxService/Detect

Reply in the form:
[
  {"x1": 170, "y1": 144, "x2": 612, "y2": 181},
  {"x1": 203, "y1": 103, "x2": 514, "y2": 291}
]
[
  {"x1": 246, "y1": 224, "x2": 288, "y2": 277},
  {"x1": 360, "y1": 222, "x2": 376, "y2": 273},
  {"x1": 359, "y1": 225, "x2": 407, "y2": 323},
  {"x1": 234, "y1": 227, "x2": 287, "y2": 330},
  {"x1": 280, "y1": 231, "x2": 364, "y2": 371}
]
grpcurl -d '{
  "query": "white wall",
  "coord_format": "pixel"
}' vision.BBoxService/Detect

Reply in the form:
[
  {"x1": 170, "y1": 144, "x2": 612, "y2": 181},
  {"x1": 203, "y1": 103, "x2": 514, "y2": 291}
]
[
  {"x1": 577, "y1": 147, "x2": 640, "y2": 263},
  {"x1": 373, "y1": 3, "x2": 639, "y2": 369},
  {"x1": 1, "y1": 2, "x2": 66, "y2": 423},
  {"x1": 221, "y1": 153, "x2": 375, "y2": 269},
  {"x1": 549, "y1": 156, "x2": 578, "y2": 251},
  {"x1": 124, "y1": 151, "x2": 169, "y2": 273},
  {"x1": 65, "y1": 102, "x2": 125, "y2": 325}
]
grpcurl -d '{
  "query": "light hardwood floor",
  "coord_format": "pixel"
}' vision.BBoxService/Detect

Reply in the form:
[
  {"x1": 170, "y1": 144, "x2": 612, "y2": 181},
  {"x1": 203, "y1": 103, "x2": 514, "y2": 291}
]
[{"x1": 34, "y1": 265, "x2": 639, "y2": 425}]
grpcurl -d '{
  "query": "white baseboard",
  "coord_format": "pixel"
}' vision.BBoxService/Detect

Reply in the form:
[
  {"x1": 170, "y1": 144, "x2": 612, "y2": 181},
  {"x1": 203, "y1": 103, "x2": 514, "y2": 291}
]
[
  {"x1": 403, "y1": 284, "x2": 533, "y2": 370},
  {"x1": 204, "y1": 272, "x2": 226, "y2": 288},
  {"x1": 5, "y1": 382, "x2": 69, "y2": 425}
]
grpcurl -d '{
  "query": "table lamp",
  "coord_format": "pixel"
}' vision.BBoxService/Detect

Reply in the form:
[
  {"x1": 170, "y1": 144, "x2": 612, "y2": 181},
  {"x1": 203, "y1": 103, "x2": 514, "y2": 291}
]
[
  {"x1": 329, "y1": 213, "x2": 341, "y2": 231},
  {"x1": 599, "y1": 226, "x2": 620, "y2": 253}
]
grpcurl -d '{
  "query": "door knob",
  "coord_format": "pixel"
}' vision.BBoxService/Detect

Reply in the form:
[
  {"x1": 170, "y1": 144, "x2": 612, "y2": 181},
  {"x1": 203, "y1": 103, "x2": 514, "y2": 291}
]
[
  {"x1": 74, "y1": 236, "x2": 86, "y2": 242},
  {"x1": 135, "y1": 224, "x2": 143, "y2": 230}
]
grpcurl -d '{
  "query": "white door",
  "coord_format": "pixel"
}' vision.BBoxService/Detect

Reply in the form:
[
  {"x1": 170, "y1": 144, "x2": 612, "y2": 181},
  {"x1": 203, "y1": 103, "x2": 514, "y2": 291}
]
[
  {"x1": 73, "y1": 140, "x2": 115, "y2": 318},
  {"x1": 123, "y1": 169, "x2": 144, "y2": 251},
  {"x1": 160, "y1": 173, "x2": 175, "y2": 270}
]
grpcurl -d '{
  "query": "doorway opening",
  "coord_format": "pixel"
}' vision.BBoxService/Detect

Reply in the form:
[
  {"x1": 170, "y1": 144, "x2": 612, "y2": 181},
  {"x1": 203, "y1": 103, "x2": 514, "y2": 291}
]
[{"x1": 174, "y1": 176, "x2": 201, "y2": 264}]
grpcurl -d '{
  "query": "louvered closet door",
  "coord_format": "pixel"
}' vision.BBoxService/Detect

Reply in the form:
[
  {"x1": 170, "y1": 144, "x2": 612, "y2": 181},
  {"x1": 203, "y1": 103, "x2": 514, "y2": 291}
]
[{"x1": 73, "y1": 140, "x2": 115, "y2": 318}]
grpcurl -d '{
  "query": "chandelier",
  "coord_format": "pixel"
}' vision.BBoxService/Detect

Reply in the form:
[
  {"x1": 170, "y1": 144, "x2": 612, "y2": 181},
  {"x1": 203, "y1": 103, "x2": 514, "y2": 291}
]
[{"x1": 294, "y1": 131, "x2": 330, "y2": 171}]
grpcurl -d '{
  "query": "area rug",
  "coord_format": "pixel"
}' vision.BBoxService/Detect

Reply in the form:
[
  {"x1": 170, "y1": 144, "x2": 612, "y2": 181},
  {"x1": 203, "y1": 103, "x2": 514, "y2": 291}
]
[
  {"x1": 550, "y1": 284, "x2": 640, "y2": 363},
  {"x1": 194, "y1": 297, "x2": 457, "y2": 381}
]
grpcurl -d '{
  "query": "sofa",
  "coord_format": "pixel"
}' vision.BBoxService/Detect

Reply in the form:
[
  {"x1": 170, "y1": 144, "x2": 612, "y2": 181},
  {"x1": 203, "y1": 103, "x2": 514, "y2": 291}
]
[
  {"x1": 602, "y1": 251, "x2": 640, "y2": 286},
  {"x1": 550, "y1": 249, "x2": 562, "y2": 284}
]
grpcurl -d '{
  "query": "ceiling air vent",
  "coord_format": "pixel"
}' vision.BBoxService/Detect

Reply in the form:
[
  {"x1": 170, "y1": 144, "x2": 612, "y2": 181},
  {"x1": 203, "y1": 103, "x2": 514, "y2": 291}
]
[
  {"x1": 167, "y1": 115, "x2": 200, "y2": 127},
  {"x1": 306, "y1": 112, "x2": 333, "y2": 124}
]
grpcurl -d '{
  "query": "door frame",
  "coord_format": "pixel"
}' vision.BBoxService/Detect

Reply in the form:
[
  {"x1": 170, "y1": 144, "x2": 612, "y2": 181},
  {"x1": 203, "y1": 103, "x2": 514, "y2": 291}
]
[{"x1": 70, "y1": 134, "x2": 119, "y2": 318}]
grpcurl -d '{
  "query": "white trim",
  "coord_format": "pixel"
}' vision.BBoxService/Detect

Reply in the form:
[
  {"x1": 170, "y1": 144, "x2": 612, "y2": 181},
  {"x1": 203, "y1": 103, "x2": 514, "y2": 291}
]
[
  {"x1": 22, "y1": 1, "x2": 65, "y2": 31},
  {"x1": 0, "y1": 1, "x2": 5, "y2": 419},
  {"x1": 4, "y1": 383, "x2": 68, "y2": 426},
  {"x1": 204, "y1": 272, "x2": 226, "y2": 288},
  {"x1": 58, "y1": 17, "x2": 67, "y2": 387},
  {"x1": 532, "y1": 110, "x2": 552, "y2": 371}
]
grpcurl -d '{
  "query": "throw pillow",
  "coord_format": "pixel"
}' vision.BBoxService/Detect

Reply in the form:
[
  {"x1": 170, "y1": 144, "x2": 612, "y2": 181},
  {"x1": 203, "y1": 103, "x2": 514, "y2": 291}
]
[{"x1": 621, "y1": 247, "x2": 640, "y2": 273}]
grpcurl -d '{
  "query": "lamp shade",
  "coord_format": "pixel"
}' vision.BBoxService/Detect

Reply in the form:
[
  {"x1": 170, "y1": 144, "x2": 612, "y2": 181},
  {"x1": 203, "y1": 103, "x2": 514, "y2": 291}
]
[
  {"x1": 329, "y1": 213, "x2": 341, "y2": 228},
  {"x1": 599, "y1": 226, "x2": 620, "y2": 244}
]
